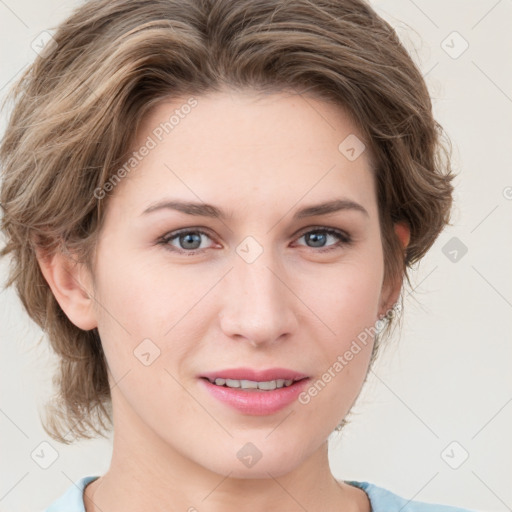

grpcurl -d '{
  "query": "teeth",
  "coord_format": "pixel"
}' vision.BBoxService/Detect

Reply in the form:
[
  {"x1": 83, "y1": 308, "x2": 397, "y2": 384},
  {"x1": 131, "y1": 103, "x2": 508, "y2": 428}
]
[{"x1": 211, "y1": 378, "x2": 296, "y2": 390}]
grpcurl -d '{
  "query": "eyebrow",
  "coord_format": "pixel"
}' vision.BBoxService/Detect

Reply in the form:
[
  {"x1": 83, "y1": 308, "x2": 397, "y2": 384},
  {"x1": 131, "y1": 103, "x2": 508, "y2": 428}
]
[{"x1": 141, "y1": 198, "x2": 369, "y2": 219}]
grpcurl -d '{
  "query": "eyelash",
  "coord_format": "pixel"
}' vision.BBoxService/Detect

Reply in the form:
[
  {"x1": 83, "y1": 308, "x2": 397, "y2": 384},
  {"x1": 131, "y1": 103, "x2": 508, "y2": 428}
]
[{"x1": 157, "y1": 226, "x2": 352, "y2": 255}]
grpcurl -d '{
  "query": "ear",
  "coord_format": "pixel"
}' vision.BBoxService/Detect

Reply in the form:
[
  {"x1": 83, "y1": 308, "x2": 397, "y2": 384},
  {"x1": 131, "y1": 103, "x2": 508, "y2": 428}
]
[
  {"x1": 378, "y1": 221, "x2": 410, "y2": 318},
  {"x1": 393, "y1": 221, "x2": 410, "y2": 250},
  {"x1": 36, "y1": 247, "x2": 98, "y2": 331}
]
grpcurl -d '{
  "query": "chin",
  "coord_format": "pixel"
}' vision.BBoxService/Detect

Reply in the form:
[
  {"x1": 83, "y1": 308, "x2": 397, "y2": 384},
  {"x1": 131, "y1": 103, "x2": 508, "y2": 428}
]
[{"x1": 202, "y1": 444, "x2": 306, "y2": 480}]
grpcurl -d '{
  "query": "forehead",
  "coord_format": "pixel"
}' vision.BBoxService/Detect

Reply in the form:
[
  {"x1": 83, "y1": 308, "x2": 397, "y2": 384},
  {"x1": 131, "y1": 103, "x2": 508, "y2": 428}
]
[
  {"x1": 137, "y1": 89, "x2": 367, "y2": 157},
  {"x1": 107, "y1": 90, "x2": 377, "y2": 219}
]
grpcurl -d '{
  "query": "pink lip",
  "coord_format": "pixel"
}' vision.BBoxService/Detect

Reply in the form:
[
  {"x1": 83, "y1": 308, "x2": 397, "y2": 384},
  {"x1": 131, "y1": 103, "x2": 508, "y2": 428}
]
[
  {"x1": 199, "y1": 377, "x2": 310, "y2": 415},
  {"x1": 200, "y1": 367, "x2": 308, "y2": 382}
]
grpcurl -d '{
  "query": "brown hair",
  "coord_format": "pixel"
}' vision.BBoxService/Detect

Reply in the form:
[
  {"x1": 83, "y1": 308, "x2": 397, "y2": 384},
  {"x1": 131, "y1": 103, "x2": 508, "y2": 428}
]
[{"x1": 0, "y1": 0, "x2": 454, "y2": 443}]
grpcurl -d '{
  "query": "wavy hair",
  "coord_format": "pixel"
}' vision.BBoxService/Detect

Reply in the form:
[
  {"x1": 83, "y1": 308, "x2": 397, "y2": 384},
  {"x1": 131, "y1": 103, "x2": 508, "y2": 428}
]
[{"x1": 0, "y1": 0, "x2": 454, "y2": 443}]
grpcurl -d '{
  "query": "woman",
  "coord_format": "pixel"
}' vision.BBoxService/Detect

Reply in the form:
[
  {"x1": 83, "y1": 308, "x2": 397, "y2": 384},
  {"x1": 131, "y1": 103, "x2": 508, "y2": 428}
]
[{"x1": 0, "y1": 0, "x2": 474, "y2": 510}]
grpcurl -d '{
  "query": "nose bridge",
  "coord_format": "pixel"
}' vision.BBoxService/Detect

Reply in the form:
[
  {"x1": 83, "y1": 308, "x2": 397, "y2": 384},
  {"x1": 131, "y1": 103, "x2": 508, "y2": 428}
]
[{"x1": 219, "y1": 241, "x2": 296, "y2": 345}]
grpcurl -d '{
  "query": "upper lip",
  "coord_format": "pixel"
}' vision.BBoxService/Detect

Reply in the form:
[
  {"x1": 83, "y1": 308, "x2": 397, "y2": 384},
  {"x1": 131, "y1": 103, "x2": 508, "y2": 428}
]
[{"x1": 200, "y1": 367, "x2": 309, "y2": 382}]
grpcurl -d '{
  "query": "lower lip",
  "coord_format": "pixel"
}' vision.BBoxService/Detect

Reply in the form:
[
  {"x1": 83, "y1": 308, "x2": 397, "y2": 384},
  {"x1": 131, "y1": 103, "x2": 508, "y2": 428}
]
[{"x1": 199, "y1": 378, "x2": 310, "y2": 415}]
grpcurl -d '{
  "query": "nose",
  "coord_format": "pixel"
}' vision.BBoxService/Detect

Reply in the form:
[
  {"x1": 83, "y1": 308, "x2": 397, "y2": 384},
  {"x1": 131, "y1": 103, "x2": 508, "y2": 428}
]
[{"x1": 218, "y1": 246, "x2": 298, "y2": 348}]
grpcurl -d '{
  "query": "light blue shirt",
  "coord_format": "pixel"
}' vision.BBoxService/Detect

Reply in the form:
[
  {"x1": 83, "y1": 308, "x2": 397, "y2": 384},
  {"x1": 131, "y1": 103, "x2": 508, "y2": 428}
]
[{"x1": 44, "y1": 475, "x2": 475, "y2": 511}]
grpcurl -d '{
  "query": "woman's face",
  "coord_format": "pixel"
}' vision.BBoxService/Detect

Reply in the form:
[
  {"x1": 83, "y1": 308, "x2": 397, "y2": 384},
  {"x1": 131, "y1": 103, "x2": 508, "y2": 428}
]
[{"x1": 86, "y1": 90, "x2": 398, "y2": 477}]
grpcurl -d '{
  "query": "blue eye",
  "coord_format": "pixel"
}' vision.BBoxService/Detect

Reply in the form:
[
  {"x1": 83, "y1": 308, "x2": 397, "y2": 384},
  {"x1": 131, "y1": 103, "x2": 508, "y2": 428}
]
[
  {"x1": 295, "y1": 227, "x2": 352, "y2": 252},
  {"x1": 159, "y1": 229, "x2": 214, "y2": 254},
  {"x1": 158, "y1": 227, "x2": 352, "y2": 255}
]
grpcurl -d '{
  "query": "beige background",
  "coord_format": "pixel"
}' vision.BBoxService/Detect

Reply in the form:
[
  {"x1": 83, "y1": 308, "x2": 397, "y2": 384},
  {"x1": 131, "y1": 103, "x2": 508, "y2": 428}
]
[{"x1": 1, "y1": 1, "x2": 511, "y2": 511}]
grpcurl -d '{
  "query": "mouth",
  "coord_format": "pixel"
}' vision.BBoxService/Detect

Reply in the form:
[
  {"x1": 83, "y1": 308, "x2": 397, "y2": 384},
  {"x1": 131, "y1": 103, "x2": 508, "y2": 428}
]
[
  {"x1": 198, "y1": 370, "x2": 311, "y2": 415},
  {"x1": 199, "y1": 367, "x2": 309, "y2": 392},
  {"x1": 200, "y1": 376, "x2": 308, "y2": 391}
]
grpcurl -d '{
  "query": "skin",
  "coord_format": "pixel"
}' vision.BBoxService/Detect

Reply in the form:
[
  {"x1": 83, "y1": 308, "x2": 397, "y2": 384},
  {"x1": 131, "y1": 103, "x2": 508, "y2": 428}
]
[{"x1": 38, "y1": 89, "x2": 409, "y2": 512}]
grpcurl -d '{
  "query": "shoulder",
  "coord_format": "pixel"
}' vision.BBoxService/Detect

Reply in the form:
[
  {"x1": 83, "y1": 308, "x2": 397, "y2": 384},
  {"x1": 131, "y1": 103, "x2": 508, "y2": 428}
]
[
  {"x1": 44, "y1": 475, "x2": 100, "y2": 512},
  {"x1": 346, "y1": 480, "x2": 476, "y2": 512}
]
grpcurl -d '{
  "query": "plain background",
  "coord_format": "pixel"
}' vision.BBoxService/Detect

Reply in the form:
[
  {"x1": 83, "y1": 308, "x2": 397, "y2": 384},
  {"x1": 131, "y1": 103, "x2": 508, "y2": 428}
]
[{"x1": 0, "y1": 1, "x2": 511, "y2": 511}]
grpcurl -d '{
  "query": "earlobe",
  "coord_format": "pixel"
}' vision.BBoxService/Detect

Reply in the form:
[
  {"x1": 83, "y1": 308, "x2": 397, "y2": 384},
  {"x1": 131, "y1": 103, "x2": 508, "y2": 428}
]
[{"x1": 36, "y1": 248, "x2": 98, "y2": 331}]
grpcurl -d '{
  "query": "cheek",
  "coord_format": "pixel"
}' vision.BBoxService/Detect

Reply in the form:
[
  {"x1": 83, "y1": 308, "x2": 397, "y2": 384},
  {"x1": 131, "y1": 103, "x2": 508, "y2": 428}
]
[
  {"x1": 303, "y1": 251, "x2": 384, "y2": 340},
  {"x1": 296, "y1": 264, "x2": 381, "y2": 423},
  {"x1": 91, "y1": 252, "x2": 161, "y2": 364},
  {"x1": 91, "y1": 247, "x2": 210, "y2": 383},
  {"x1": 94, "y1": 247, "x2": 184, "y2": 329},
  {"x1": 295, "y1": 243, "x2": 384, "y2": 403}
]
